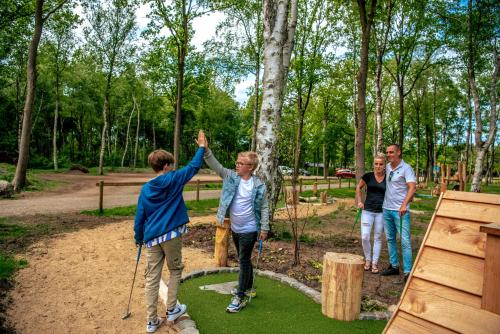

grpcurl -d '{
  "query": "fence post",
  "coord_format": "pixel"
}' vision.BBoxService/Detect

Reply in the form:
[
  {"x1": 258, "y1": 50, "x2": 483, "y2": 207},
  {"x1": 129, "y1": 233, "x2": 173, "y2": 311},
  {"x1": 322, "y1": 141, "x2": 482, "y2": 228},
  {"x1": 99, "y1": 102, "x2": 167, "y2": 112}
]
[
  {"x1": 196, "y1": 179, "x2": 200, "y2": 201},
  {"x1": 299, "y1": 178, "x2": 303, "y2": 193},
  {"x1": 348, "y1": 178, "x2": 351, "y2": 188},
  {"x1": 328, "y1": 179, "x2": 331, "y2": 190},
  {"x1": 339, "y1": 177, "x2": 342, "y2": 189},
  {"x1": 99, "y1": 180, "x2": 104, "y2": 213}
]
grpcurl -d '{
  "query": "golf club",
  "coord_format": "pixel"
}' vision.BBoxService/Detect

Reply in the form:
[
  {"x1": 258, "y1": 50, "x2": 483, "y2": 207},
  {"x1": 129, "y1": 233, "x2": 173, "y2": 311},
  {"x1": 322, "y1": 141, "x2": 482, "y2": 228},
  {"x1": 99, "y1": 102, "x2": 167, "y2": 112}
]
[
  {"x1": 350, "y1": 208, "x2": 362, "y2": 239},
  {"x1": 249, "y1": 239, "x2": 263, "y2": 304},
  {"x1": 122, "y1": 244, "x2": 142, "y2": 320}
]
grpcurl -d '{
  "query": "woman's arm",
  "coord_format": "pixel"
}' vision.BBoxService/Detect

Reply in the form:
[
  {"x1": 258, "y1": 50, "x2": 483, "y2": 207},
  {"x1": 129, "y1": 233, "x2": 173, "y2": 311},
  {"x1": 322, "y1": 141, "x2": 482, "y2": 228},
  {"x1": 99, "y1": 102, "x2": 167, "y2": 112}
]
[{"x1": 355, "y1": 179, "x2": 367, "y2": 209}]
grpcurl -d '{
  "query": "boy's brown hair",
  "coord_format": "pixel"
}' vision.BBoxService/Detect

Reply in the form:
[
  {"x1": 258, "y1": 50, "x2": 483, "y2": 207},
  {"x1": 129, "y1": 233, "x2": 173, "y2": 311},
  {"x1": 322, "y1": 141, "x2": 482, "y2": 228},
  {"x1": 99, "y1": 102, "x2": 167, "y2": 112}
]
[{"x1": 148, "y1": 149, "x2": 175, "y2": 172}]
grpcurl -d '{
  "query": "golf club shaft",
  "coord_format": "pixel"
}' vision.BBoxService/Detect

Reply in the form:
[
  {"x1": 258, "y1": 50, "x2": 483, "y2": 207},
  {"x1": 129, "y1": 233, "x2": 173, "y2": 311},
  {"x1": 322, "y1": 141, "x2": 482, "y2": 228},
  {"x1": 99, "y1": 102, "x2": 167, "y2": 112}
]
[
  {"x1": 124, "y1": 244, "x2": 142, "y2": 317},
  {"x1": 249, "y1": 239, "x2": 263, "y2": 303}
]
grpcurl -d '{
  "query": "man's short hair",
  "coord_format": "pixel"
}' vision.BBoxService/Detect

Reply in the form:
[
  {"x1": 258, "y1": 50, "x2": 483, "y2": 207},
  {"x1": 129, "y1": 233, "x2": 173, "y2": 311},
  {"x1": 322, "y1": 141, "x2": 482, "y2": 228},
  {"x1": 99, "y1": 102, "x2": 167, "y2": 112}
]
[
  {"x1": 148, "y1": 149, "x2": 174, "y2": 172},
  {"x1": 238, "y1": 151, "x2": 259, "y2": 170},
  {"x1": 387, "y1": 143, "x2": 401, "y2": 152}
]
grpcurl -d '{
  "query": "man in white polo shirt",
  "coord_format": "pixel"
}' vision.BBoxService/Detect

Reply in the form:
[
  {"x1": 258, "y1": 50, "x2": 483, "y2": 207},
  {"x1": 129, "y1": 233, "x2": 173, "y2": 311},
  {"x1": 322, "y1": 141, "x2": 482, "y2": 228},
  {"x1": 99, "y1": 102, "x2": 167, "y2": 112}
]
[{"x1": 381, "y1": 144, "x2": 416, "y2": 282}]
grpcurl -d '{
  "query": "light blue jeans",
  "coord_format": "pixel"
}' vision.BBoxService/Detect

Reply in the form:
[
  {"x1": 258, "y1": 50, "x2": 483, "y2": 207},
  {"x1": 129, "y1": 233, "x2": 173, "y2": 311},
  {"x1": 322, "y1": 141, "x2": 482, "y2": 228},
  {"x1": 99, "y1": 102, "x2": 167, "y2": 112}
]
[{"x1": 383, "y1": 209, "x2": 412, "y2": 274}]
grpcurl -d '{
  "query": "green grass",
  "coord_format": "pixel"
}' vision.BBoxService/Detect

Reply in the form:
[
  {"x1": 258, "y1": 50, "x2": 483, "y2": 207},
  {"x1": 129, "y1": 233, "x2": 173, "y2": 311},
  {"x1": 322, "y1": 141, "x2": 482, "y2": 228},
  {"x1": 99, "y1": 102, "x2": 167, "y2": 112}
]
[
  {"x1": 179, "y1": 273, "x2": 386, "y2": 334},
  {"x1": 301, "y1": 187, "x2": 355, "y2": 198},
  {"x1": 0, "y1": 220, "x2": 29, "y2": 279},
  {"x1": 0, "y1": 163, "x2": 62, "y2": 192},
  {"x1": 81, "y1": 198, "x2": 220, "y2": 217},
  {"x1": 0, "y1": 254, "x2": 27, "y2": 279}
]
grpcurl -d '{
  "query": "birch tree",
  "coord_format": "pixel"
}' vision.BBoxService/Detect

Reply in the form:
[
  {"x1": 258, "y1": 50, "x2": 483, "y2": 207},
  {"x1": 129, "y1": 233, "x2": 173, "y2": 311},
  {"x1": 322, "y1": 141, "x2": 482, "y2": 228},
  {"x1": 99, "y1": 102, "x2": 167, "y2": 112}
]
[
  {"x1": 256, "y1": 0, "x2": 298, "y2": 212},
  {"x1": 466, "y1": 0, "x2": 498, "y2": 192}
]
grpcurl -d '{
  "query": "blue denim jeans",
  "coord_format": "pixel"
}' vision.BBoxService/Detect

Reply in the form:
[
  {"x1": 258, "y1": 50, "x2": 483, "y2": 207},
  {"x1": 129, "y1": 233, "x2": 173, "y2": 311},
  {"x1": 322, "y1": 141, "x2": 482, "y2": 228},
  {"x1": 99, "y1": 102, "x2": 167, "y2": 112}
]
[{"x1": 383, "y1": 209, "x2": 412, "y2": 274}]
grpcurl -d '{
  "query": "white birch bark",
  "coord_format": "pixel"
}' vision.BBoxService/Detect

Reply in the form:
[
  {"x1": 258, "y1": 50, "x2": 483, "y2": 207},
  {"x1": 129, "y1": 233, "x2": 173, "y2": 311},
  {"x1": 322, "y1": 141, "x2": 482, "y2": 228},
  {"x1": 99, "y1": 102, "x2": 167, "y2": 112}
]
[{"x1": 256, "y1": 0, "x2": 298, "y2": 212}]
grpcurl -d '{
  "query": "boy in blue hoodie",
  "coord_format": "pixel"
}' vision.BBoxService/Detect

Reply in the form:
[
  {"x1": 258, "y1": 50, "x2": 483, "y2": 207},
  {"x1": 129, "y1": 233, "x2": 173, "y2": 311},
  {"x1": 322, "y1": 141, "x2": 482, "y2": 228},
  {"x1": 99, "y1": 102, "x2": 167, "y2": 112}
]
[{"x1": 134, "y1": 130, "x2": 206, "y2": 333}]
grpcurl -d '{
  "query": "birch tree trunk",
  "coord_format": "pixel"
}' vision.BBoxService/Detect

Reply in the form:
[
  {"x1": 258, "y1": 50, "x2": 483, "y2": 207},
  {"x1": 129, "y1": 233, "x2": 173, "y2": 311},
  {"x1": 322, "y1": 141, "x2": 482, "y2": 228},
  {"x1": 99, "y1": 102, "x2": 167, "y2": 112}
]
[
  {"x1": 133, "y1": 96, "x2": 140, "y2": 169},
  {"x1": 121, "y1": 97, "x2": 136, "y2": 167},
  {"x1": 468, "y1": 0, "x2": 499, "y2": 192},
  {"x1": 256, "y1": 0, "x2": 298, "y2": 214},
  {"x1": 251, "y1": 54, "x2": 260, "y2": 151}
]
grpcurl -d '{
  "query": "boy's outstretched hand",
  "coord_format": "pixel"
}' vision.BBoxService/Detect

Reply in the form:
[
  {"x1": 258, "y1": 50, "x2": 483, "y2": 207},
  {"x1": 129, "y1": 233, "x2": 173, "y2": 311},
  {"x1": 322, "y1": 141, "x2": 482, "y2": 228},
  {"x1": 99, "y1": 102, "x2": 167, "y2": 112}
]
[{"x1": 196, "y1": 130, "x2": 208, "y2": 148}]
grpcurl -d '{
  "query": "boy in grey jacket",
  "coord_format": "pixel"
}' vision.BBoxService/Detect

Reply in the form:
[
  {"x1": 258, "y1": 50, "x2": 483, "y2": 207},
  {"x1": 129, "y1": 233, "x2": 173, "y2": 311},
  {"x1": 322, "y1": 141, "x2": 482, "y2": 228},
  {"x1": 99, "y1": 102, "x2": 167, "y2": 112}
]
[{"x1": 204, "y1": 142, "x2": 269, "y2": 313}]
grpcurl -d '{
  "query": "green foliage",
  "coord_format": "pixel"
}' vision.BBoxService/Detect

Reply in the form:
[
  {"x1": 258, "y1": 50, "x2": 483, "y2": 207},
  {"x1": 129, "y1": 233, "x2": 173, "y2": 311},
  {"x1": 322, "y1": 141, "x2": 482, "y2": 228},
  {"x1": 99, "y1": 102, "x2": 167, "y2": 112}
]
[{"x1": 179, "y1": 273, "x2": 387, "y2": 334}]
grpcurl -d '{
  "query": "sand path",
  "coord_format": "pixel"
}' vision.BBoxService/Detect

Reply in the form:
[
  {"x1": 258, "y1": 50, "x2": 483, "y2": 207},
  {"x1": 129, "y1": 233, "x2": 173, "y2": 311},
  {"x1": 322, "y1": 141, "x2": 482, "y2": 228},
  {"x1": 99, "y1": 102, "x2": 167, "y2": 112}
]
[{"x1": 7, "y1": 220, "x2": 215, "y2": 333}]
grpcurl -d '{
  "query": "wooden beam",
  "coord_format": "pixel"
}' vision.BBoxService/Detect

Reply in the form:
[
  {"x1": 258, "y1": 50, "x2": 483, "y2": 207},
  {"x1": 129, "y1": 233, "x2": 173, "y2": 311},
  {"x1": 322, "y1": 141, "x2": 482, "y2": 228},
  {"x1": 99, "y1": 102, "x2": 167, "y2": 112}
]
[
  {"x1": 437, "y1": 198, "x2": 499, "y2": 224},
  {"x1": 480, "y1": 223, "x2": 500, "y2": 315},
  {"x1": 442, "y1": 191, "x2": 500, "y2": 205}
]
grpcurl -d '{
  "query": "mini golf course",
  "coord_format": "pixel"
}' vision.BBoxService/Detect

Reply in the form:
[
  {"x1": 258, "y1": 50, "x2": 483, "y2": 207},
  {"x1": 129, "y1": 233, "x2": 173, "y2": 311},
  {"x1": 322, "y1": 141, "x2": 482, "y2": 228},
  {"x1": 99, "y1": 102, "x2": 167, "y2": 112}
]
[{"x1": 178, "y1": 273, "x2": 386, "y2": 334}]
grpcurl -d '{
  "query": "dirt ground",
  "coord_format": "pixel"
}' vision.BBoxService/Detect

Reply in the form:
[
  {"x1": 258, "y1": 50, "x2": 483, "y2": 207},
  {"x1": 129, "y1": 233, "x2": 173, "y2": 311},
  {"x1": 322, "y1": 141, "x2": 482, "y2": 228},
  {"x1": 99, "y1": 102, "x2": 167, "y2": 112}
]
[
  {"x1": 6, "y1": 219, "x2": 215, "y2": 334},
  {"x1": 1, "y1": 173, "x2": 425, "y2": 333}
]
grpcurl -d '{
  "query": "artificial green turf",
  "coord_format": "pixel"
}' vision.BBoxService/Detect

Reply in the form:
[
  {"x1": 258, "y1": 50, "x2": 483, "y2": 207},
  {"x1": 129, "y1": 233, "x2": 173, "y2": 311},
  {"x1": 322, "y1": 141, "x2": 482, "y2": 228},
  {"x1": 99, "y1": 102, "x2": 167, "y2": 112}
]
[{"x1": 178, "y1": 273, "x2": 386, "y2": 334}]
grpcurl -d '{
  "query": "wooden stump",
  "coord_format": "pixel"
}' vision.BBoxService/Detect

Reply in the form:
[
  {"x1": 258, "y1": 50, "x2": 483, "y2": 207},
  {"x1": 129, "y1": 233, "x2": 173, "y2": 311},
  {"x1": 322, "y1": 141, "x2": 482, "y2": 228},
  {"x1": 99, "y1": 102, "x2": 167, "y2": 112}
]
[
  {"x1": 321, "y1": 252, "x2": 364, "y2": 321},
  {"x1": 214, "y1": 218, "x2": 230, "y2": 267},
  {"x1": 320, "y1": 192, "x2": 327, "y2": 204}
]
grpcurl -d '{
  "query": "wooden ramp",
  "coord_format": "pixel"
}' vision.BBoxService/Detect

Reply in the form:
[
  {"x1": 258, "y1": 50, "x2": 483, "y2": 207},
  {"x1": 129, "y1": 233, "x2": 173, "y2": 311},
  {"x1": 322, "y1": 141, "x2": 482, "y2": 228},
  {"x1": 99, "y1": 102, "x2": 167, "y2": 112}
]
[{"x1": 383, "y1": 191, "x2": 500, "y2": 334}]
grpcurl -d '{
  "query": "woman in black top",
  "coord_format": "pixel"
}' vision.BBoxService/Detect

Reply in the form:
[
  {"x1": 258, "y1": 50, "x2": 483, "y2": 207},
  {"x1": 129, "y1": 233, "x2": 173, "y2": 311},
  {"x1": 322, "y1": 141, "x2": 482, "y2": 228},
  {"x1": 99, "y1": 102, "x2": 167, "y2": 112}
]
[{"x1": 355, "y1": 154, "x2": 386, "y2": 274}]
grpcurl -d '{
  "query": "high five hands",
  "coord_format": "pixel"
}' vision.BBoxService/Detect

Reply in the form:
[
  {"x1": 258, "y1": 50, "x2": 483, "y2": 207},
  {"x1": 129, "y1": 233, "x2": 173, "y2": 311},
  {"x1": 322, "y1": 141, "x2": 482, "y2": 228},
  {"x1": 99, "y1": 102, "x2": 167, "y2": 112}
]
[{"x1": 196, "y1": 130, "x2": 208, "y2": 148}]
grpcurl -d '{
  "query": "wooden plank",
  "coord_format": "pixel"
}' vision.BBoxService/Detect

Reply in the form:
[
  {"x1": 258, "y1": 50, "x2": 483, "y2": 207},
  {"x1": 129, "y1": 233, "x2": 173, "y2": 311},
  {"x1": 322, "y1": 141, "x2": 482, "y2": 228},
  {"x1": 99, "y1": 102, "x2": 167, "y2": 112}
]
[
  {"x1": 482, "y1": 234, "x2": 500, "y2": 315},
  {"x1": 437, "y1": 199, "x2": 499, "y2": 224},
  {"x1": 413, "y1": 247, "x2": 484, "y2": 296},
  {"x1": 408, "y1": 278, "x2": 481, "y2": 308},
  {"x1": 400, "y1": 279, "x2": 500, "y2": 334},
  {"x1": 383, "y1": 193, "x2": 446, "y2": 333},
  {"x1": 443, "y1": 191, "x2": 500, "y2": 205},
  {"x1": 426, "y1": 217, "x2": 486, "y2": 258},
  {"x1": 387, "y1": 310, "x2": 458, "y2": 334},
  {"x1": 480, "y1": 223, "x2": 500, "y2": 237}
]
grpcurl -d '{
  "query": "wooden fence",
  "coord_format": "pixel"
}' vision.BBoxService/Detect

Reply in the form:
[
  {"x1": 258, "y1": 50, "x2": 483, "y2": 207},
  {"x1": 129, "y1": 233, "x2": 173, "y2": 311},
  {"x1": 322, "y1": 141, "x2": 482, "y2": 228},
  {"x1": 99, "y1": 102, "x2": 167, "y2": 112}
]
[{"x1": 95, "y1": 176, "x2": 353, "y2": 213}]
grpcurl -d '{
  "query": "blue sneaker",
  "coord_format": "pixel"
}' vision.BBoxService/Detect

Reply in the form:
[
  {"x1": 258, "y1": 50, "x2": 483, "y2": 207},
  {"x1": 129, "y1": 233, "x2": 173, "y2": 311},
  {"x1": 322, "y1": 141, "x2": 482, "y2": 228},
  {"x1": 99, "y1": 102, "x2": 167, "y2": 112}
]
[
  {"x1": 166, "y1": 303, "x2": 187, "y2": 323},
  {"x1": 146, "y1": 317, "x2": 164, "y2": 333},
  {"x1": 226, "y1": 296, "x2": 247, "y2": 313}
]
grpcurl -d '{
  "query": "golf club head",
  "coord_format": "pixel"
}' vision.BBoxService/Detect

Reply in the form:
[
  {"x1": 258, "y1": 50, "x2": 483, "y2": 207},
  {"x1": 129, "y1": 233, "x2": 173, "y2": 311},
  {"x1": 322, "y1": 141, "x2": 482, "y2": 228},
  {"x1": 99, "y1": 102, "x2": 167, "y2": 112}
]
[{"x1": 122, "y1": 311, "x2": 131, "y2": 320}]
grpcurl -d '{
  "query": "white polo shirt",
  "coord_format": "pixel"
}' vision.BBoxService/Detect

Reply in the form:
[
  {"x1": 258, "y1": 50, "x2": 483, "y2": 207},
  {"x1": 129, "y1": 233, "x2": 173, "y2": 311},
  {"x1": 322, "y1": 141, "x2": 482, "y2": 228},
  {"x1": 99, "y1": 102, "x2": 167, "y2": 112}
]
[{"x1": 383, "y1": 160, "x2": 416, "y2": 211}]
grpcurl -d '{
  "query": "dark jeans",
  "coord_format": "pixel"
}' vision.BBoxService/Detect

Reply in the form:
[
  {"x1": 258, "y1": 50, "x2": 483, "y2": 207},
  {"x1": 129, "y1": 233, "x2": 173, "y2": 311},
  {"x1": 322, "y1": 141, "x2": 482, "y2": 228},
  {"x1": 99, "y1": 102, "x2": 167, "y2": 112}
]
[{"x1": 232, "y1": 231, "x2": 258, "y2": 298}]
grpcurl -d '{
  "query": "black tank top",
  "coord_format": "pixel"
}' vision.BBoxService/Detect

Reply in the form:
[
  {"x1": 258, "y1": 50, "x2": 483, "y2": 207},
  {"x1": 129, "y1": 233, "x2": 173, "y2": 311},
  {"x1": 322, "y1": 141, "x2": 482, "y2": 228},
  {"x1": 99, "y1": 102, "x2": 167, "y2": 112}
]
[{"x1": 362, "y1": 172, "x2": 386, "y2": 213}]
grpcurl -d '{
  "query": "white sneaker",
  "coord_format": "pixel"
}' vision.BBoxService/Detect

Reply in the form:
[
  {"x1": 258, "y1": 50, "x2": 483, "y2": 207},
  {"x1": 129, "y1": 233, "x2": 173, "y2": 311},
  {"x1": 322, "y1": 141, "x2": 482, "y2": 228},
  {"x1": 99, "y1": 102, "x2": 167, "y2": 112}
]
[
  {"x1": 146, "y1": 317, "x2": 164, "y2": 333},
  {"x1": 166, "y1": 303, "x2": 187, "y2": 323}
]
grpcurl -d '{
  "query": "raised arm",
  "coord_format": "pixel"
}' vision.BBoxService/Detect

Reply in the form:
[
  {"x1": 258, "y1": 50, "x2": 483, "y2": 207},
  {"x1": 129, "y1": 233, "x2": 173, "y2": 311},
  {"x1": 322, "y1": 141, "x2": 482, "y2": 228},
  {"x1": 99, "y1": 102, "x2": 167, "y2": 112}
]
[
  {"x1": 203, "y1": 136, "x2": 233, "y2": 179},
  {"x1": 174, "y1": 130, "x2": 207, "y2": 184}
]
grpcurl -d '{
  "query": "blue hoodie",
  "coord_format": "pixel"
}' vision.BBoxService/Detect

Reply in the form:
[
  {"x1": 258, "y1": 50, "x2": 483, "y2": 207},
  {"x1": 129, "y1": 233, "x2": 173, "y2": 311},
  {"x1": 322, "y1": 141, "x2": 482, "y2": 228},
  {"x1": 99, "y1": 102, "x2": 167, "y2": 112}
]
[{"x1": 134, "y1": 147, "x2": 205, "y2": 244}]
